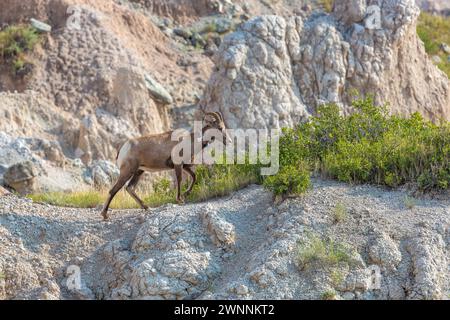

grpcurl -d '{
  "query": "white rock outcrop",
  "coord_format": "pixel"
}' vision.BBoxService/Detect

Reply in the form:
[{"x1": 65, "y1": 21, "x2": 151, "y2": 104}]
[{"x1": 202, "y1": 0, "x2": 450, "y2": 129}]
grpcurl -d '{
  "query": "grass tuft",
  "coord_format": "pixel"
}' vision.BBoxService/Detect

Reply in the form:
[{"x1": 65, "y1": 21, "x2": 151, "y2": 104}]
[
  {"x1": 332, "y1": 203, "x2": 348, "y2": 224},
  {"x1": 404, "y1": 196, "x2": 417, "y2": 210},
  {"x1": 321, "y1": 289, "x2": 338, "y2": 300},
  {"x1": 297, "y1": 233, "x2": 357, "y2": 271}
]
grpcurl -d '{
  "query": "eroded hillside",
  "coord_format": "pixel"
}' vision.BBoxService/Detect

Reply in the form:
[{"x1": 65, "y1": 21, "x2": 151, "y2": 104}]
[{"x1": 0, "y1": 0, "x2": 449, "y2": 301}]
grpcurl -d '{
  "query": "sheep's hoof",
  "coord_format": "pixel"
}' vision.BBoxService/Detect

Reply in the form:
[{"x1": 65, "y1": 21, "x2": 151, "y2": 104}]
[
  {"x1": 101, "y1": 211, "x2": 109, "y2": 221},
  {"x1": 142, "y1": 205, "x2": 149, "y2": 211},
  {"x1": 177, "y1": 197, "x2": 185, "y2": 205}
]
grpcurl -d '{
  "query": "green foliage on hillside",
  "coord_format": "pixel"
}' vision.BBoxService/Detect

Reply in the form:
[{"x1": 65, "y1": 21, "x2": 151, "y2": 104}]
[
  {"x1": 266, "y1": 96, "x2": 450, "y2": 194},
  {"x1": 417, "y1": 12, "x2": 450, "y2": 78},
  {"x1": 0, "y1": 25, "x2": 40, "y2": 74}
]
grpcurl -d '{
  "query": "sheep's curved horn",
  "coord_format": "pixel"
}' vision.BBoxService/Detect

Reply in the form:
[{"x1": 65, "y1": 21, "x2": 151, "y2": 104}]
[{"x1": 205, "y1": 112, "x2": 222, "y2": 123}]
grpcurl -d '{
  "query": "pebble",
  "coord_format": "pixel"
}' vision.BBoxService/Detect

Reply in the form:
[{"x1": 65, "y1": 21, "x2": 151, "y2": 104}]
[{"x1": 235, "y1": 284, "x2": 249, "y2": 295}]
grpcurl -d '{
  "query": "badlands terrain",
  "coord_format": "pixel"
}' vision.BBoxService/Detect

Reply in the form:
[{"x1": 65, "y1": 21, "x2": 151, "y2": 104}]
[{"x1": 0, "y1": 0, "x2": 449, "y2": 300}]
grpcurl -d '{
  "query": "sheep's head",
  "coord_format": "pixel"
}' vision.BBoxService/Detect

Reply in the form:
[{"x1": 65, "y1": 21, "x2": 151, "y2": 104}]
[{"x1": 203, "y1": 111, "x2": 232, "y2": 145}]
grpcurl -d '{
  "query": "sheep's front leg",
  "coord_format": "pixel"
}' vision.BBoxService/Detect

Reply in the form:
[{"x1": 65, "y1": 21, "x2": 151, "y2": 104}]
[{"x1": 174, "y1": 165, "x2": 185, "y2": 204}]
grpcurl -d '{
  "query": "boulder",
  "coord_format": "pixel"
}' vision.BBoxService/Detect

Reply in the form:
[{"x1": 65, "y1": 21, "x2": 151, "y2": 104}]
[
  {"x1": 333, "y1": 0, "x2": 366, "y2": 26},
  {"x1": 201, "y1": 207, "x2": 236, "y2": 247},
  {"x1": 144, "y1": 74, "x2": 173, "y2": 105},
  {"x1": 4, "y1": 161, "x2": 38, "y2": 195},
  {"x1": 85, "y1": 160, "x2": 120, "y2": 188},
  {"x1": 441, "y1": 43, "x2": 450, "y2": 54},
  {"x1": 368, "y1": 232, "x2": 402, "y2": 270},
  {"x1": 0, "y1": 186, "x2": 10, "y2": 196},
  {"x1": 432, "y1": 55, "x2": 442, "y2": 64},
  {"x1": 30, "y1": 18, "x2": 52, "y2": 33}
]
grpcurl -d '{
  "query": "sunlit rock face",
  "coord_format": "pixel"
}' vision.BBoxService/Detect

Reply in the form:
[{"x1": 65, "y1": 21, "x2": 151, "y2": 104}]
[{"x1": 202, "y1": 0, "x2": 450, "y2": 129}]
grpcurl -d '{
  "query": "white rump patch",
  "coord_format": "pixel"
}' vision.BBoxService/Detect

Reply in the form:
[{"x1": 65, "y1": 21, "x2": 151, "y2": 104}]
[{"x1": 117, "y1": 141, "x2": 131, "y2": 168}]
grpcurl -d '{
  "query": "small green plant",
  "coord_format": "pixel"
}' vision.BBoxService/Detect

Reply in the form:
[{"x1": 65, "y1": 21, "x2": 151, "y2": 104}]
[
  {"x1": 297, "y1": 233, "x2": 356, "y2": 271},
  {"x1": 404, "y1": 196, "x2": 417, "y2": 210},
  {"x1": 317, "y1": 0, "x2": 334, "y2": 12},
  {"x1": 0, "y1": 271, "x2": 5, "y2": 281},
  {"x1": 321, "y1": 289, "x2": 338, "y2": 300},
  {"x1": 263, "y1": 162, "x2": 311, "y2": 196},
  {"x1": 201, "y1": 22, "x2": 218, "y2": 34},
  {"x1": 332, "y1": 203, "x2": 348, "y2": 224},
  {"x1": 0, "y1": 25, "x2": 40, "y2": 74},
  {"x1": 13, "y1": 56, "x2": 25, "y2": 71},
  {"x1": 330, "y1": 268, "x2": 346, "y2": 287}
]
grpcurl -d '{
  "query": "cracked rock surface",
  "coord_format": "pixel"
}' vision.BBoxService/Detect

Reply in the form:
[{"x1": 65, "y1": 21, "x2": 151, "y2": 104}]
[{"x1": 1, "y1": 180, "x2": 448, "y2": 300}]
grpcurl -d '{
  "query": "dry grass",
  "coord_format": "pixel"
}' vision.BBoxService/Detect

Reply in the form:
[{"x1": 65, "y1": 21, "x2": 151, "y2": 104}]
[
  {"x1": 332, "y1": 203, "x2": 348, "y2": 224},
  {"x1": 28, "y1": 164, "x2": 260, "y2": 209}
]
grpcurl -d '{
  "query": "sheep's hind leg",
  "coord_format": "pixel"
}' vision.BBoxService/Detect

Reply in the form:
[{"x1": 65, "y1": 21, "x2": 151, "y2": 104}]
[
  {"x1": 183, "y1": 166, "x2": 196, "y2": 198},
  {"x1": 175, "y1": 165, "x2": 185, "y2": 204},
  {"x1": 101, "y1": 170, "x2": 134, "y2": 220},
  {"x1": 126, "y1": 170, "x2": 148, "y2": 210}
]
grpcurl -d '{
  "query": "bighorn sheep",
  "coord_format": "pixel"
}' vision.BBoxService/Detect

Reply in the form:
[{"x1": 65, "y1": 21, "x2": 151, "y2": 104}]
[{"x1": 100, "y1": 112, "x2": 229, "y2": 220}]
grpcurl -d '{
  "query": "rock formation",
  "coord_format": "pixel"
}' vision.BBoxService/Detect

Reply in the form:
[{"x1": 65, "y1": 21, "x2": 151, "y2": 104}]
[{"x1": 202, "y1": 0, "x2": 450, "y2": 129}]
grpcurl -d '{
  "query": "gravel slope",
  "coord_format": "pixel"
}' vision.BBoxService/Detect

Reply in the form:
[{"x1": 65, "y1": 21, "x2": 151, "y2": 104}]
[{"x1": 0, "y1": 179, "x2": 449, "y2": 300}]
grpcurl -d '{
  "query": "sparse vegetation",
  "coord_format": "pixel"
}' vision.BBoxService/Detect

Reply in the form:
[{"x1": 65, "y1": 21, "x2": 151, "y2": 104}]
[
  {"x1": 0, "y1": 25, "x2": 40, "y2": 74},
  {"x1": 417, "y1": 12, "x2": 450, "y2": 78},
  {"x1": 317, "y1": 0, "x2": 333, "y2": 13},
  {"x1": 321, "y1": 289, "x2": 338, "y2": 300},
  {"x1": 332, "y1": 203, "x2": 348, "y2": 223},
  {"x1": 0, "y1": 271, "x2": 5, "y2": 281},
  {"x1": 404, "y1": 196, "x2": 417, "y2": 210},
  {"x1": 29, "y1": 162, "x2": 260, "y2": 209},
  {"x1": 330, "y1": 268, "x2": 346, "y2": 287},
  {"x1": 296, "y1": 233, "x2": 357, "y2": 270}
]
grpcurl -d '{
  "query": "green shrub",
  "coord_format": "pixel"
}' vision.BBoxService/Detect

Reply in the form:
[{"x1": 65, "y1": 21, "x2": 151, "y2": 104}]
[
  {"x1": 330, "y1": 268, "x2": 346, "y2": 287},
  {"x1": 263, "y1": 163, "x2": 311, "y2": 196},
  {"x1": 317, "y1": 0, "x2": 334, "y2": 12},
  {"x1": 0, "y1": 25, "x2": 40, "y2": 73},
  {"x1": 281, "y1": 95, "x2": 450, "y2": 192}
]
